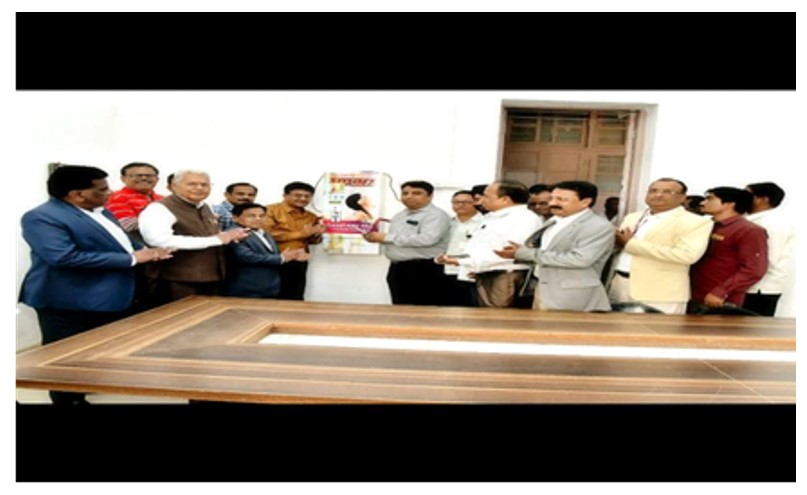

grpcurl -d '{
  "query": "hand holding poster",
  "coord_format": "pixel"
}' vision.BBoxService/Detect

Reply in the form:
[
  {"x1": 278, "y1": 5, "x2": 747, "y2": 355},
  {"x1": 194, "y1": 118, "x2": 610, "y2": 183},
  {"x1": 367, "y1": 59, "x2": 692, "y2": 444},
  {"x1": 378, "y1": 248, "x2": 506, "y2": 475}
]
[{"x1": 322, "y1": 172, "x2": 386, "y2": 254}]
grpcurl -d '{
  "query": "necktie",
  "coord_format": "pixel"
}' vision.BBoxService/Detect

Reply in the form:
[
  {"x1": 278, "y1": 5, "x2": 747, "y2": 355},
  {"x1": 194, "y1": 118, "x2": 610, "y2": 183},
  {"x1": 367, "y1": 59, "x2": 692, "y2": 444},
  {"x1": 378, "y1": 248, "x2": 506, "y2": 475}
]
[
  {"x1": 525, "y1": 220, "x2": 556, "y2": 248},
  {"x1": 253, "y1": 230, "x2": 274, "y2": 252}
]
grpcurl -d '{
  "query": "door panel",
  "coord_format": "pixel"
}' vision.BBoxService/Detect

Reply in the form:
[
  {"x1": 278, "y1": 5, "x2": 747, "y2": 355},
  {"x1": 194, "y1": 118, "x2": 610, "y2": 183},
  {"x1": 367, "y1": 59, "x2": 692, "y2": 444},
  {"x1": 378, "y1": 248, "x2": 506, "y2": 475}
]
[{"x1": 501, "y1": 109, "x2": 636, "y2": 215}]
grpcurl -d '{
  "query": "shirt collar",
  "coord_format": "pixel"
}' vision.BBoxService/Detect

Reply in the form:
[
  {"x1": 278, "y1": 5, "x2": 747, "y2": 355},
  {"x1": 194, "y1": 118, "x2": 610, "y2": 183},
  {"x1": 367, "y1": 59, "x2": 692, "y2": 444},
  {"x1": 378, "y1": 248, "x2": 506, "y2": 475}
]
[
  {"x1": 174, "y1": 193, "x2": 207, "y2": 209},
  {"x1": 714, "y1": 214, "x2": 744, "y2": 226},
  {"x1": 453, "y1": 212, "x2": 483, "y2": 223},
  {"x1": 280, "y1": 202, "x2": 306, "y2": 214},
  {"x1": 487, "y1": 204, "x2": 527, "y2": 219},
  {"x1": 121, "y1": 186, "x2": 156, "y2": 197},
  {"x1": 406, "y1": 204, "x2": 432, "y2": 215},
  {"x1": 646, "y1": 205, "x2": 683, "y2": 218},
  {"x1": 553, "y1": 208, "x2": 589, "y2": 226},
  {"x1": 746, "y1": 209, "x2": 775, "y2": 222},
  {"x1": 71, "y1": 203, "x2": 105, "y2": 214}
]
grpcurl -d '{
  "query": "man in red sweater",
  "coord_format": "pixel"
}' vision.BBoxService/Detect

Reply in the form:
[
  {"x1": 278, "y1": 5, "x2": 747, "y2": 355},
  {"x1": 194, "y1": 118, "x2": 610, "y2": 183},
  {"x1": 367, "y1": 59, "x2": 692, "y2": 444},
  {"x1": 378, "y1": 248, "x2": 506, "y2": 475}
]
[
  {"x1": 105, "y1": 162, "x2": 164, "y2": 243},
  {"x1": 690, "y1": 187, "x2": 768, "y2": 311},
  {"x1": 105, "y1": 162, "x2": 165, "y2": 312}
]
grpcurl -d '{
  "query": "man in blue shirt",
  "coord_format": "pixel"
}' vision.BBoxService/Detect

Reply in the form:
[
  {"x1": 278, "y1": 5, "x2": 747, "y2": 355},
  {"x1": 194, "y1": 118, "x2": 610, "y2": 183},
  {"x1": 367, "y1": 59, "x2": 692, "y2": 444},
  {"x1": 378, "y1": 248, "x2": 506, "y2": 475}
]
[{"x1": 212, "y1": 182, "x2": 258, "y2": 231}]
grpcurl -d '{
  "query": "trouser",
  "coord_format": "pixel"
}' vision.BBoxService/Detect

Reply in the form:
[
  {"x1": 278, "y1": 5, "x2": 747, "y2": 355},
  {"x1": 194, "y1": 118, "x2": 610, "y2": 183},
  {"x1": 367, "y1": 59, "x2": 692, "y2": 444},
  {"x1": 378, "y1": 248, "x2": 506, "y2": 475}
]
[
  {"x1": 475, "y1": 270, "x2": 527, "y2": 308},
  {"x1": 130, "y1": 264, "x2": 152, "y2": 314},
  {"x1": 278, "y1": 261, "x2": 308, "y2": 300},
  {"x1": 387, "y1": 259, "x2": 450, "y2": 306},
  {"x1": 147, "y1": 279, "x2": 222, "y2": 307},
  {"x1": 445, "y1": 274, "x2": 478, "y2": 307},
  {"x1": 742, "y1": 292, "x2": 781, "y2": 316},
  {"x1": 607, "y1": 272, "x2": 686, "y2": 315},
  {"x1": 35, "y1": 307, "x2": 128, "y2": 404}
]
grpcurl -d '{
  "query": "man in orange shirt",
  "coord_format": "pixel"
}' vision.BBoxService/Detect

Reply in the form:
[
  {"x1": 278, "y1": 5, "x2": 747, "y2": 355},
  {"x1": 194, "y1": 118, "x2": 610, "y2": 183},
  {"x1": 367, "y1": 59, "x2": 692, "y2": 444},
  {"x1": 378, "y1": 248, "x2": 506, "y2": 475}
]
[{"x1": 264, "y1": 182, "x2": 325, "y2": 300}]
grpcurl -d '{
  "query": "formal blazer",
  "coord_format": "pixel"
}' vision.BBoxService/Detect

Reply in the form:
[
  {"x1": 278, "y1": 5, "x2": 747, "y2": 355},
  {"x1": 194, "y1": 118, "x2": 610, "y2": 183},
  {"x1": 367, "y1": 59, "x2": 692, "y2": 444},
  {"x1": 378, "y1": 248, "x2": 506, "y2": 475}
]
[
  {"x1": 19, "y1": 198, "x2": 137, "y2": 312},
  {"x1": 618, "y1": 207, "x2": 712, "y2": 303},
  {"x1": 515, "y1": 209, "x2": 614, "y2": 312},
  {"x1": 224, "y1": 230, "x2": 284, "y2": 298}
]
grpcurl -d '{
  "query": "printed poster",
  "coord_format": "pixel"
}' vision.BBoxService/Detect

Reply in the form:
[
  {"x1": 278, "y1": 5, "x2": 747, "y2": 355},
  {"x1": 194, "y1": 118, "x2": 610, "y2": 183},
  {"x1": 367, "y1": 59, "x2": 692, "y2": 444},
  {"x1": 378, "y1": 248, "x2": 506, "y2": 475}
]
[{"x1": 322, "y1": 172, "x2": 386, "y2": 254}]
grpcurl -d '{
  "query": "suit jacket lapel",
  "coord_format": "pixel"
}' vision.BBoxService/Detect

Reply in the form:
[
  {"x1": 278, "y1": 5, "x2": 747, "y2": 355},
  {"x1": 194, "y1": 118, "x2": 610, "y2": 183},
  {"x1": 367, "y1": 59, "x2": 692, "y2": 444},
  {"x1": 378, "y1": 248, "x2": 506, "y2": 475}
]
[
  {"x1": 54, "y1": 200, "x2": 128, "y2": 252},
  {"x1": 641, "y1": 207, "x2": 684, "y2": 241},
  {"x1": 544, "y1": 210, "x2": 591, "y2": 250},
  {"x1": 266, "y1": 233, "x2": 279, "y2": 253},
  {"x1": 251, "y1": 231, "x2": 276, "y2": 253},
  {"x1": 525, "y1": 220, "x2": 556, "y2": 247}
]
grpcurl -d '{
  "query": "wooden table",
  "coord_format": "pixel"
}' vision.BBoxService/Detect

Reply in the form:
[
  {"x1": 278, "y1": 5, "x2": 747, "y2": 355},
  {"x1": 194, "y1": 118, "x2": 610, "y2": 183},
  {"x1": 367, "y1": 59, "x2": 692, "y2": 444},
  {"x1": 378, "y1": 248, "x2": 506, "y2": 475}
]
[{"x1": 16, "y1": 296, "x2": 795, "y2": 403}]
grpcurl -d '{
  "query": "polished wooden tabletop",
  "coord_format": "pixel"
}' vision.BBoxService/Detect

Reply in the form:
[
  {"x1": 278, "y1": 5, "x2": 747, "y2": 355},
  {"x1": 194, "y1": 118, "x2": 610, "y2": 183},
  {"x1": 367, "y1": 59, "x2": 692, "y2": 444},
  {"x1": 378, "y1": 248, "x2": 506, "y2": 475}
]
[{"x1": 16, "y1": 296, "x2": 795, "y2": 403}]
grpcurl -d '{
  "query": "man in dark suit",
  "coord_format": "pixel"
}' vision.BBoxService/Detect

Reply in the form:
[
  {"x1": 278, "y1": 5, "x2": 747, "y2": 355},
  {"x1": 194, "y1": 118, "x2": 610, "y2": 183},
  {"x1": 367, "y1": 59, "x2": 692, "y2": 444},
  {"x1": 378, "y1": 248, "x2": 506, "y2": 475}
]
[
  {"x1": 224, "y1": 203, "x2": 308, "y2": 298},
  {"x1": 19, "y1": 165, "x2": 173, "y2": 404}
]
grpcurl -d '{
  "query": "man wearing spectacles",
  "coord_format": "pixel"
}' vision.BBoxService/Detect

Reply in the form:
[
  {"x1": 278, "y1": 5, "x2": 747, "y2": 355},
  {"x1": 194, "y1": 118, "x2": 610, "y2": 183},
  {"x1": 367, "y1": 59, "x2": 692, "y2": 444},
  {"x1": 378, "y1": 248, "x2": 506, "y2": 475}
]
[
  {"x1": 527, "y1": 183, "x2": 553, "y2": 221},
  {"x1": 690, "y1": 187, "x2": 768, "y2": 311},
  {"x1": 443, "y1": 190, "x2": 484, "y2": 306},
  {"x1": 105, "y1": 162, "x2": 166, "y2": 312},
  {"x1": 105, "y1": 162, "x2": 164, "y2": 243},
  {"x1": 607, "y1": 178, "x2": 712, "y2": 314}
]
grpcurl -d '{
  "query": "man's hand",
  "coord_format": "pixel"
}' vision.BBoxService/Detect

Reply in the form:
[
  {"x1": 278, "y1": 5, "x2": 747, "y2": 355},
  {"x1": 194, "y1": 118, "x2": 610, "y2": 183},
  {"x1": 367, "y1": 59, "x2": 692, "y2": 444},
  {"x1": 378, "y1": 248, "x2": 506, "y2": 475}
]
[
  {"x1": 615, "y1": 228, "x2": 634, "y2": 247},
  {"x1": 493, "y1": 241, "x2": 521, "y2": 259},
  {"x1": 303, "y1": 223, "x2": 326, "y2": 237},
  {"x1": 434, "y1": 254, "x2": 459, "y2": 266},
  {"x1": 704, "y1": 292, "x2": 726, "y2": 308},
  {"x1": 281, "y1": 248, "x2": 310, "y2": 262},
  {"x1": 217, "y1": 228, "x2": 250, "y2": 245},
  {"x1": 134, "y1": 247, "x2": 176, "y2": 264},
  {"x1": 364, "y1": 232, "x2": 386, "y2": 243}
]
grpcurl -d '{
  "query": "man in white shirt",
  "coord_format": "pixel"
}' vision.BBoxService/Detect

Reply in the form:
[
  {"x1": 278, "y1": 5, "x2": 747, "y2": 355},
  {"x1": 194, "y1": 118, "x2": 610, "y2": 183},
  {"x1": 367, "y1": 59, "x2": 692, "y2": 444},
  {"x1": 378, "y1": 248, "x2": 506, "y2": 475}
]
[
  {"x1": 139, "y1": 170, "x2": 249, "y2": 306},
  {"x1": 443, "y1": 190, "x2": 484, "y2": 306},
  {"x1": 744, "y1": 182, "x2": 795, "y2": 316},
  {"x1": 438, "y1": 181, "x2": 542, "y2": 308}
]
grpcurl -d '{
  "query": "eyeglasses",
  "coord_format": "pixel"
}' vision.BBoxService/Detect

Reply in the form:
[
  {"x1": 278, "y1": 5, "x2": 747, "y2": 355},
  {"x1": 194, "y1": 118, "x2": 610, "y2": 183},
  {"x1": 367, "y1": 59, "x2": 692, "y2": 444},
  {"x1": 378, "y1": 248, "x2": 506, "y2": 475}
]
[
  {"x1": 528, "y1": 202, "x2": 549, "y2": 207},
  {"x1": 126, "y1": 173, "x2": 158, "y2": 179}
]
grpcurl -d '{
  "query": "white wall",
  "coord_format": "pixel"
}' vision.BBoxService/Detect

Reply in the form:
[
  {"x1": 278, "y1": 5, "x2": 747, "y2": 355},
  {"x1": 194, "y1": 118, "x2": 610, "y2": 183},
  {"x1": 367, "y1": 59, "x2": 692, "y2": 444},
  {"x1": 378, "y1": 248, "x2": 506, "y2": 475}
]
[{"x1": 13, "y1": 91, "x2": 799, "y2": 348}]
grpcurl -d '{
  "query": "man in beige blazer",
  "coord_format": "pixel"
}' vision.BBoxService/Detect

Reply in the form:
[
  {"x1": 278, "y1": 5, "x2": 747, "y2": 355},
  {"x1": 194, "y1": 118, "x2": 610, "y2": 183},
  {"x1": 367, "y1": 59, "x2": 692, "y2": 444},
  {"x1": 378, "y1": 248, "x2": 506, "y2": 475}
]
[{"x1": 608, "y1": 178, "x2": 712, "y2": 314}]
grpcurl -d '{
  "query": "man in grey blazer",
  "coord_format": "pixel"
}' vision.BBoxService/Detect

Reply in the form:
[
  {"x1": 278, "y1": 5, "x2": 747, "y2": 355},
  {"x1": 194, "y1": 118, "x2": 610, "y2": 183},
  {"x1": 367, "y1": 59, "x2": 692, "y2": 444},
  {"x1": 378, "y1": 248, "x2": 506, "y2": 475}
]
[{"x1": 496, "y1": 181, "x2": 614, "y2": 312}]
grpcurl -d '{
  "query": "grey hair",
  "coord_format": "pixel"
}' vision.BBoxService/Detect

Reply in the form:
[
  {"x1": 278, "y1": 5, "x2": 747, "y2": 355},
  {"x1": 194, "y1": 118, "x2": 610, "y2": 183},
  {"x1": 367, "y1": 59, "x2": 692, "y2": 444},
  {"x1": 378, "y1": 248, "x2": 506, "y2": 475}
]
[{"x1": 171, "y1": 170, "x2": 211, "y2": 185}]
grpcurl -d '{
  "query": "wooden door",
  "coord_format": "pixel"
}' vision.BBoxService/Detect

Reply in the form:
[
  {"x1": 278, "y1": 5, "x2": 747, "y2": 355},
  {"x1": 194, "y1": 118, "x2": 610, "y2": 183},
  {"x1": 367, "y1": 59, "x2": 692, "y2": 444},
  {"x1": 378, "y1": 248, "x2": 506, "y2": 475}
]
[{"x1": 501, "y1": 109, "x2": 636, "y2": 215}]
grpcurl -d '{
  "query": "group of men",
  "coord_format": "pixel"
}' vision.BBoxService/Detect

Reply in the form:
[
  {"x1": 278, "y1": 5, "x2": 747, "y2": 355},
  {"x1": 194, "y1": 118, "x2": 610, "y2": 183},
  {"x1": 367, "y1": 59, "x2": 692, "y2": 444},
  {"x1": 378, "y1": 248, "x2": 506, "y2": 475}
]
[
  {"x1": 18, "y1": 164, "x2": 794, "y2": 402},
  {"x1": 367, "y1": 178, "x2": 792, "y2": 318},
  {"x1": 18, "y1": 164, "x2": 324, "y2": 404}
]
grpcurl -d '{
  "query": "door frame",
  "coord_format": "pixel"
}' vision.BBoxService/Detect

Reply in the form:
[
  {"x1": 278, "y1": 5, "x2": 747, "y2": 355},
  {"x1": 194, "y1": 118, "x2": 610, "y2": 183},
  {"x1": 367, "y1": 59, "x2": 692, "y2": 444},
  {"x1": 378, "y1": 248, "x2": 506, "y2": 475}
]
[{"x1": 497, "y1": 99, "x2": 658, "y2": 221}]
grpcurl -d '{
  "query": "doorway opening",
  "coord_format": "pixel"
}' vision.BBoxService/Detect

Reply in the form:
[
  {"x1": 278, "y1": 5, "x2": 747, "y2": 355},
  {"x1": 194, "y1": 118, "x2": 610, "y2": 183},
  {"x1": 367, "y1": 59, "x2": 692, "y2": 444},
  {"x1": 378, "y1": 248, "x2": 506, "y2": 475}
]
[{"x1": 498, "y1": 102, "x2": 654, "y2": 220}]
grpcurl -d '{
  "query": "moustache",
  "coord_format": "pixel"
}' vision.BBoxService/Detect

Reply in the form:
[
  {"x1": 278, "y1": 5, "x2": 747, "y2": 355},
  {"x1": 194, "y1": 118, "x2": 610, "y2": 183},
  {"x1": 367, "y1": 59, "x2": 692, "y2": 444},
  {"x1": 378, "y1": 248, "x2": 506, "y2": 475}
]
[{"x1": 549, "y1": 205, "x2": 562, "y2": 210}]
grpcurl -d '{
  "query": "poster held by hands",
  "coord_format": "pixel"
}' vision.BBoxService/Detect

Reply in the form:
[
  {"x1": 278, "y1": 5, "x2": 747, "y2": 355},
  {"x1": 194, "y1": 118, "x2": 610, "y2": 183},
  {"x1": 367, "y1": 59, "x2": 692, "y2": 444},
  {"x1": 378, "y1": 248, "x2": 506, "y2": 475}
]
[{"x1": 322, "y1": 172, "x2": 386, "y2": 254}]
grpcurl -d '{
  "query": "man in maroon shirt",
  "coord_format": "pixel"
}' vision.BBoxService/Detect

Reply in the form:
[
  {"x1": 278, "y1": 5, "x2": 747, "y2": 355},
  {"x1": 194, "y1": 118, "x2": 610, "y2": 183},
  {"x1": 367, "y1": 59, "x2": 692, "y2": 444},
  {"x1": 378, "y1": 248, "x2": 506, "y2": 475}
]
[{"x1": 690, "y1": 187, "x2": 768, "y2": 310}]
